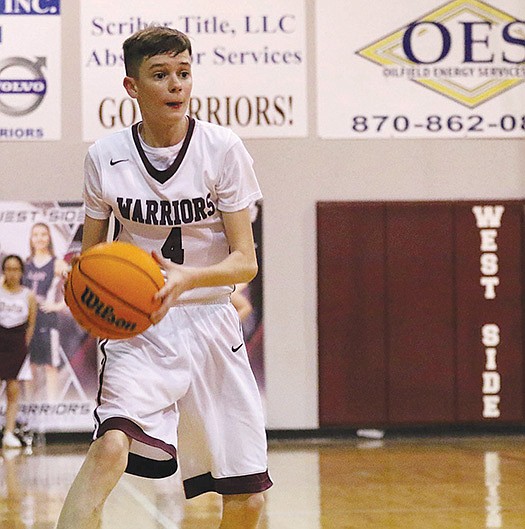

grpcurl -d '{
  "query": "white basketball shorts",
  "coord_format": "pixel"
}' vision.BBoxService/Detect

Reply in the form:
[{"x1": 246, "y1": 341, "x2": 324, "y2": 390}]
[{"x1": 93, "y1": 299, "x2": 272, "y2": 498}]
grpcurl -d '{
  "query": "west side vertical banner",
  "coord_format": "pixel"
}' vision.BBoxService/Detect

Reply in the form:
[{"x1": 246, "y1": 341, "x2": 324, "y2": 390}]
[
  {"x1": 0, "y1": 201, "x2": 97, "y2": 432},
  {"x1": 0, "y1": 0, "x2": 61, "y2": 141}
]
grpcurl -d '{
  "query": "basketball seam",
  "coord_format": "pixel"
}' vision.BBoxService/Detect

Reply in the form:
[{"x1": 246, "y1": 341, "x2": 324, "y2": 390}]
[
  {"x1": 77, "y1": 258, "x2": 160, "y2": 318},
  {"x1": 81, "y1": 254, "x2": 163, "y2": 290}
]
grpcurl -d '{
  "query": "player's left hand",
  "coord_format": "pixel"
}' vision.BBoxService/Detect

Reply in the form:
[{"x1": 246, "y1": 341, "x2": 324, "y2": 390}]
[{"x1": 150, "y1": 251, "x2": 196, "y2": 324}]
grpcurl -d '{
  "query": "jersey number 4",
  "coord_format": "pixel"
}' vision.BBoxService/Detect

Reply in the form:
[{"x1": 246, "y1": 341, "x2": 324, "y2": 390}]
[{"x1": 161, "y1": 227, "x2": 185, "y2": 264}]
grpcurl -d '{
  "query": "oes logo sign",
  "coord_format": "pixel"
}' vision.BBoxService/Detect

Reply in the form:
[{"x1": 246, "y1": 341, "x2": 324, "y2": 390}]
[
  {"x1": 357, "y1": 0, "x2": 525, "y2": 108},
  {"x1": 0, "y1": 56, "x2": 47, "y2": 116}
]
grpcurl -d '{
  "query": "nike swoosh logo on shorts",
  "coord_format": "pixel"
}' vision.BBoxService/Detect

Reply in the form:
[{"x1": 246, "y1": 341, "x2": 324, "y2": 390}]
[
  {"x1": 110, "y1": 158, "x2": 129, "y2": 166},
  {"x1": 231, "y1": 343, "x2": 243, "y2": 352}
]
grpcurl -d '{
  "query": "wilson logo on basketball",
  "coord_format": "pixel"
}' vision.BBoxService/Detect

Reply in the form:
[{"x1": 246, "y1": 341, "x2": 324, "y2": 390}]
[{"x1": 80, "y1": 286, "x2": 137, "y2": 332}]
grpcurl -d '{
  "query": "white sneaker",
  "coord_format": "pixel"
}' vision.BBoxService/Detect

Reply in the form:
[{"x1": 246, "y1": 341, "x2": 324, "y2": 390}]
[{"x1": 2, "y1": 431, "x2": 22, "y2": 448}]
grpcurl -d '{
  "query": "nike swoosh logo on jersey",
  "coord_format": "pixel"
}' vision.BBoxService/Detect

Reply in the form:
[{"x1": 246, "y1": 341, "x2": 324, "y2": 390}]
[
  {"x1": 110, "y1": 158, "x2": 129, "y2": 166},
  {"x1": 231, "y1": 343, "x2": 243, "y2": 352}
]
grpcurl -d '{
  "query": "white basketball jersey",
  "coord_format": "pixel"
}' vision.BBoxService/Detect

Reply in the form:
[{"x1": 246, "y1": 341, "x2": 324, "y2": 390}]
[{"x1": 84, "y1": 118, "x2": 262, "y2": 303}]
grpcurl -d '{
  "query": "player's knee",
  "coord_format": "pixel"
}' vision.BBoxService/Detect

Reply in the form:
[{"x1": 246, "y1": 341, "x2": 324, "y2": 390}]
[
  {"x1": 91, "y1": 430, "x2": 130, "y2": 469},
  {"x1": 245, "y1": 492, "x2": 265, "y2": 514},
  {"x1": 223, "y1": 492, "x2": 265, "y2": 517}
]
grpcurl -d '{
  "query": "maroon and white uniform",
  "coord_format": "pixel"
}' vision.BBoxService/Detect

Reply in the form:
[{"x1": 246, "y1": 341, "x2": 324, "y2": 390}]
[
  {"x1": 83, "y1": 117, "x2": 271, "y2": 498},
  {"x1": 0, "y1": 285, "x2": 31, "y2": 380}
]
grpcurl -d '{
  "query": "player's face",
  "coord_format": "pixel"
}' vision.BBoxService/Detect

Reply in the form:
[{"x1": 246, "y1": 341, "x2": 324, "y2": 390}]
[
  {"x1": 126, "y1": 50, "x2": 193, "y2": 126},
  {"x1": 2, "y1": 257, "x2": 23, "y2": 287}
]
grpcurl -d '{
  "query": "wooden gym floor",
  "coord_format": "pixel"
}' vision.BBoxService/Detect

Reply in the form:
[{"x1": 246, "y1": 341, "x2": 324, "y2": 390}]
[{"x1": 1, "y1": 433, "x2": 525, "y2": 528}]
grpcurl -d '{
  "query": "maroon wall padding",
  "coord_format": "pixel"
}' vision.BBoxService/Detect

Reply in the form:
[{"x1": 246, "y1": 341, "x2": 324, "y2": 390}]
[
  {"x1": 455, "y1": 202, "x2": 523, "y2": 422},
  {"x1": 386, "y1": 203, "x2": 456, "y2": 424},
  {"x1": 317, "y1": 200, "x2": 524, "y2": 428},
  {"x1": 317, "y1": 203, "x2": 387, "y2": 426}
]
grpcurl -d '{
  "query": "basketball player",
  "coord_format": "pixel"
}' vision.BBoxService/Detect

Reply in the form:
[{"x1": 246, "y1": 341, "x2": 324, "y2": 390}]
[{"x1": 56, "y1": 26, "x2": 271, "y2": 529}]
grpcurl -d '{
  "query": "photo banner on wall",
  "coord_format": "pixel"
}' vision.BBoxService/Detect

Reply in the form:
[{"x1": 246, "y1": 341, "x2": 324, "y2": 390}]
[
  {"x1": 81, "y1": 0, "x2": 307, "y2": 141},
  {"x1": 0, "y1": 1, "x2": 61, "y2": 141},
  {"x1": 0, "y1": 200, "x2": 266, "y2": 431},
  {"x1": 0, "y1": 201, "x2": 97, "y2": 433},
  {"x1": 316, "y1": 0, "x2": 525, "y2": 139},
  {"x1": 241, "y1": 202, "x2": 265, "y2": 401}
]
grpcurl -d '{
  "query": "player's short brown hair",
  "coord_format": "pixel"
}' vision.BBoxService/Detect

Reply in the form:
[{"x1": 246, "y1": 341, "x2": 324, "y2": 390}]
[{"x1": 123, "y1": 26, "x2": 192, "y2": 78}]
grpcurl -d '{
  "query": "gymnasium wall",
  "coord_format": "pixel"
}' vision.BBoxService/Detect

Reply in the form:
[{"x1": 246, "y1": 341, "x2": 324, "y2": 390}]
[{"x1": 0, "y1": 1, "x2": 523, "y2": 430}]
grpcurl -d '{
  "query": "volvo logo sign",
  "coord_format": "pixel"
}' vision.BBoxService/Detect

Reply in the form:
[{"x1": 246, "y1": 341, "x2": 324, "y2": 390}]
[{"x1": 0, "y1": 56, "x2": 47, "y2": 116}]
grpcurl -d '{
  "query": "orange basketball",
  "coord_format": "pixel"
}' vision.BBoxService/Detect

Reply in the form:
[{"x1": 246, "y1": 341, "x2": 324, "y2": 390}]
[{"x1": 65, "y1": 241, "x2": 164, "y2": 339}]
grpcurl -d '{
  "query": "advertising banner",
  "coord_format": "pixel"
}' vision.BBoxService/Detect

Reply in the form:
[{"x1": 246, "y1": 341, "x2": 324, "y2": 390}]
[
  {"x1": 316, "y1": 0, "x2": 525, "y2": 139},
  {"x1": 0, "y1": 0, "x2": 61, "y2": 141},
  {"x1": 81, "y1": 0, "x2": 307, "y2": 141},
  {"x1": 0, "y1": 201, "x2": 97, "y2": 433}
]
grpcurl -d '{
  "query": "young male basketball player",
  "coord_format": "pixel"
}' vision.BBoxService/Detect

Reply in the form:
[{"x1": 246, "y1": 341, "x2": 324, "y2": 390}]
[{"x1": 56, "y1": 26, "x2": 271, "y2": 529}]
